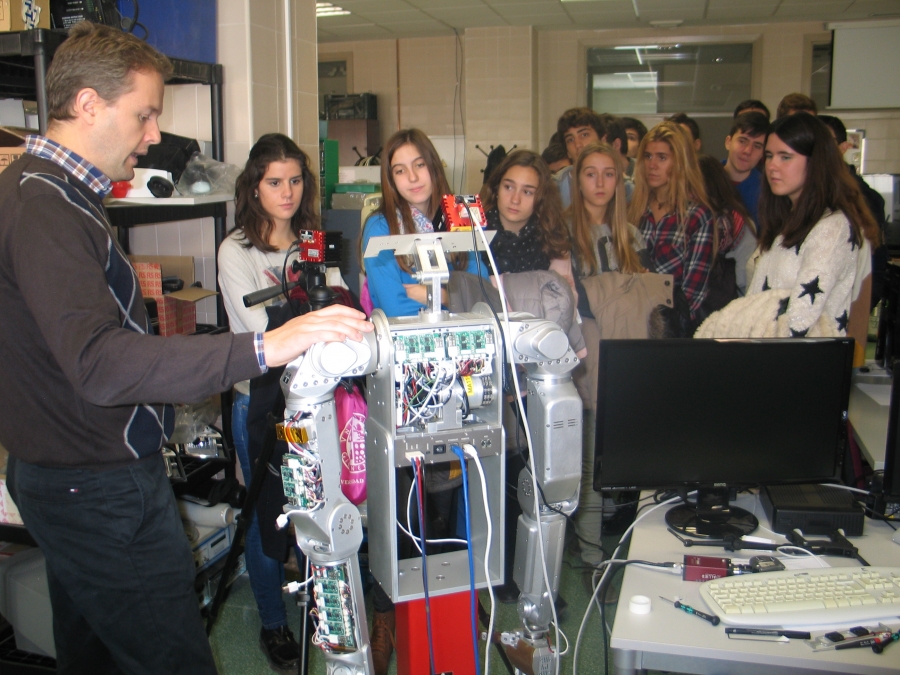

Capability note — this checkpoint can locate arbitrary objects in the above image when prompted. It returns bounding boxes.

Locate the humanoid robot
[277,228,582,675]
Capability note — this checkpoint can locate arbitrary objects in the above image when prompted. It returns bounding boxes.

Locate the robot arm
[277,331,378,675]
[501,316,583,673]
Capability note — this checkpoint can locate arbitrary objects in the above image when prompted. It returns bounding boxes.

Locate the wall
[318,36,464,157]
[323,19,900,193]
[130,0,321,325]
[464,26,538,191]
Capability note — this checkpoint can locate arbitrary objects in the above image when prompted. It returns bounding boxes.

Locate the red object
[683,555,731,582]
[297,229,325,262]
[396,592,477,675]
[111,181,131,198]
[441,194,487,231]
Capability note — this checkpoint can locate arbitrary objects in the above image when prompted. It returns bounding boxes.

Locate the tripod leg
[206,412,280,634]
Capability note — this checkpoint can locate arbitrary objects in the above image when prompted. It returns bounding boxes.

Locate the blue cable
[414,457,437,675]
[451,444,481,675]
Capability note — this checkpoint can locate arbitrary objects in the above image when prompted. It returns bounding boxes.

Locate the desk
[848,363,892,472]
[610,492,899,675]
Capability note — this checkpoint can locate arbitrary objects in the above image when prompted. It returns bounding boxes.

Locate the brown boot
[370,609,395,675]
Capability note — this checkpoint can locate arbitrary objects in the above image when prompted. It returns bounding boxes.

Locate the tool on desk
[810,623,896,651]
[725,628,810,639]
[834,630,894,650]
[872,631,899,654]
[658,596,720,625]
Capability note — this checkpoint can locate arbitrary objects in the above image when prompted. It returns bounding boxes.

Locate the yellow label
[448,459,461,480]
[462,376,475,396]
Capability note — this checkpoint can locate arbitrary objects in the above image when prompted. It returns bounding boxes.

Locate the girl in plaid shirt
[629,121,715,322]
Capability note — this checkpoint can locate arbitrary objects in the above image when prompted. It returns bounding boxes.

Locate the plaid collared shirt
[25,135,112,198]
[639,202,714,319]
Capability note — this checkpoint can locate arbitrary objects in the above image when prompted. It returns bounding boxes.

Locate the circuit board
[311,562,358,652]
[392,326,495,365]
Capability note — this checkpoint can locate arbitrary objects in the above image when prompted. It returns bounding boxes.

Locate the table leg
[612,648,642,675]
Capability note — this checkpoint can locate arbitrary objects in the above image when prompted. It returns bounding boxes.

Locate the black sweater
[0,153,261,469]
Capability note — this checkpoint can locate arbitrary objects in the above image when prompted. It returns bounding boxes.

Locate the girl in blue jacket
[361,128,486,316]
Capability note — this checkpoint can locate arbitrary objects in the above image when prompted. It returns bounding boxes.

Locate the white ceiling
[316,0,900,42]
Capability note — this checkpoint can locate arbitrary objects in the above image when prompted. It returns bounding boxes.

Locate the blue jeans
[7,454,217,675]
[233,390,289,630]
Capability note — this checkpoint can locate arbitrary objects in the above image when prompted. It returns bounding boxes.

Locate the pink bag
[335,382,367,505]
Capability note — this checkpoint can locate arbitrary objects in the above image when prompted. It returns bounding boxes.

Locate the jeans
[7,454,217,675]
[233,390,289,630]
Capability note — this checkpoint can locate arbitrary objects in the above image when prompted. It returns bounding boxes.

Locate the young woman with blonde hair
[628,121,715,321]
[562,142,649,570]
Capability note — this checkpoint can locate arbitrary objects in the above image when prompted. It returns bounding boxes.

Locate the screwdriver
[659,596,720,626]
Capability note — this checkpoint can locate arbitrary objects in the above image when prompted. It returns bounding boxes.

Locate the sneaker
[259,625,300,672]
[370,609,395,675]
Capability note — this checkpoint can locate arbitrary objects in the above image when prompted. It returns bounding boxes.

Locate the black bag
[700,253,738,317]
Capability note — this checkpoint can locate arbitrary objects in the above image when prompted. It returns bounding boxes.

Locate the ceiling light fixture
[316,2,350,17]
[649,19,684,28]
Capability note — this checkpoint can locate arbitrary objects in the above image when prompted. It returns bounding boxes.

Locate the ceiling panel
[317,13,382,26]
[334,0,415,10]
[316,0,897,42]
[321,24,397,38]
[707,6,780,20]
[491,1,569,13]
[348,9,430,21]
[403,0,490,8]
[425,7,504,22]
[505,14,576,26]
[775,1,856,16]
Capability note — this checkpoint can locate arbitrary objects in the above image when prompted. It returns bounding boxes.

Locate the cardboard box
[0,0,51,32]
[130,256,217,336]
[0,125,27,173]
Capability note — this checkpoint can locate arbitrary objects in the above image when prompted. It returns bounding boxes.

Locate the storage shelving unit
[0,30,236,549]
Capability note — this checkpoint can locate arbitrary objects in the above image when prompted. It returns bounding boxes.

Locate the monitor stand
[665,487,758,538]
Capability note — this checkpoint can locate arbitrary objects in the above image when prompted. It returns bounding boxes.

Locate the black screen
[594,339,853,492]
[882,363,900,503]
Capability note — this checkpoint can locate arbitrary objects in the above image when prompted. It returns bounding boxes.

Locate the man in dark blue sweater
[0,22,370,675]
[722,111,769,226]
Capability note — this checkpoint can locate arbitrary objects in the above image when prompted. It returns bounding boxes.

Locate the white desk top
[610,491,900,675]
[848,363,892,471]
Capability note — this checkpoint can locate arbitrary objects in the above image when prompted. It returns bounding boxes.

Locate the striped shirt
[25,134,112,197]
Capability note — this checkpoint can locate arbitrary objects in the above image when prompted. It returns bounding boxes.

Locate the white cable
[550,622,570,656]
[573,493,688,675]
[464,444,494,675]
[283,576,314,593]
[775,545,829,568]
[474,224,561,675]
[399,478,467,551]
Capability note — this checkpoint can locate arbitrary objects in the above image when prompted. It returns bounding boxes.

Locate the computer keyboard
[699,566,900,627]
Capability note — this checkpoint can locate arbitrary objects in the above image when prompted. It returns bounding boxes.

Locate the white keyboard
[699,566,900,627]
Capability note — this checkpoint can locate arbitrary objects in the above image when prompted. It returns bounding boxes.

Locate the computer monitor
[593,338,854,538]
[879,362,900,510]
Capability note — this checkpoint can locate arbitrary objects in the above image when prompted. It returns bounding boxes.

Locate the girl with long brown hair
[748,112,879,336]
[479,148,570,274]
[361,128,486,316]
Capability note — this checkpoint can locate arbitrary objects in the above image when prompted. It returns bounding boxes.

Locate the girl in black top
[479,149,570,274]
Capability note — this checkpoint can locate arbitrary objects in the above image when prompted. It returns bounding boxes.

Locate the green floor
[208,536,624,675]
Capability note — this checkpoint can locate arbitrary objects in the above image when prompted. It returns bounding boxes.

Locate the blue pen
[659,596,721,626]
